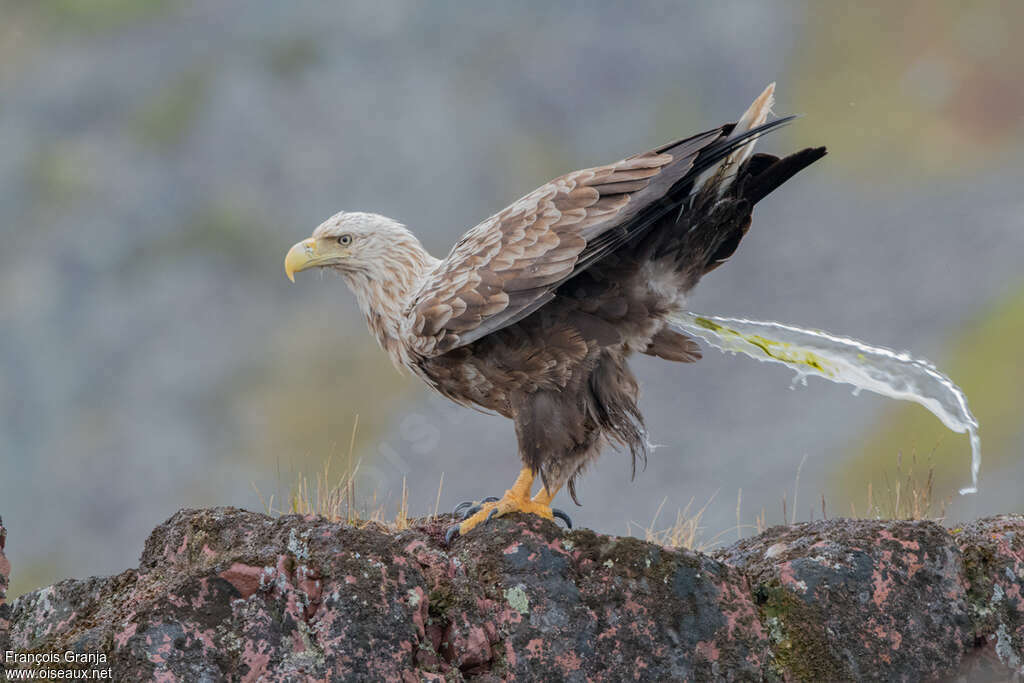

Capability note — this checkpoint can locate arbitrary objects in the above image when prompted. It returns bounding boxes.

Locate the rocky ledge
[0,517,9,660]
[0,509,1021,681]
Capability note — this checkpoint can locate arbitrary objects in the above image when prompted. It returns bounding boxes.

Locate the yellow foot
[464,493,554,530]
[445,469,571,544]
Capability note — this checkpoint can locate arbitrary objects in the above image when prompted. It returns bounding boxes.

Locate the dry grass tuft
[252,416,444,530]
[629,495,713,551]
[629,492,765,552]
[849,451,949,521]
[631,450,949,553]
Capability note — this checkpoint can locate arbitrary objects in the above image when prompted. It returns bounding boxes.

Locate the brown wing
[404,128,727,357]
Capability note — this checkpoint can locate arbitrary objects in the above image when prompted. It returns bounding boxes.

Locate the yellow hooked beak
[284,238,349,282]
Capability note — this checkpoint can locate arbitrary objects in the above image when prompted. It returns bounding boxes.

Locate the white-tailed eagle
[284,84,826,542]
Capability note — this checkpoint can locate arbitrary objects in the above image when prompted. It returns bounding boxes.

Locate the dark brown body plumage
[413,122,826,500]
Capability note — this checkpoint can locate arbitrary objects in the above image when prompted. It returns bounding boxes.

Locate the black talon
[485,508,498,524]
[460,504,482,520]
[552,508,573,529]
[454,497,499,518]
[444,525,460,545]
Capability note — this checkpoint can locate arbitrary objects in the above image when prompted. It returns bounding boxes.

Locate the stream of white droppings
[670,311,980,495]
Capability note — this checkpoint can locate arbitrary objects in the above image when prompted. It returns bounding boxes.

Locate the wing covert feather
[405,130,724,356]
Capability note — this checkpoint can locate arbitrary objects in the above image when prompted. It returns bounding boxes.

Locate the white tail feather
[694,82,776,197]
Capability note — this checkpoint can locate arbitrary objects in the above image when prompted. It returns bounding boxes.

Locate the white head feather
[312,211,439,367]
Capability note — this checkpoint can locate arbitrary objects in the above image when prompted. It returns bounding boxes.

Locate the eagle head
[284,211,420,282]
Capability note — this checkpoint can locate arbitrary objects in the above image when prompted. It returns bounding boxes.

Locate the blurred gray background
[2,0,1022,596]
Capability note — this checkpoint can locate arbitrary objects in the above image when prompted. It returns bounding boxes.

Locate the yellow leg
[456,467,557,536]
[532,483,572,529]
[508,467,535,500]
[531,484,560,506]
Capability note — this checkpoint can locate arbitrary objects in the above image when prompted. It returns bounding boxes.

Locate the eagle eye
[337,234,353,246]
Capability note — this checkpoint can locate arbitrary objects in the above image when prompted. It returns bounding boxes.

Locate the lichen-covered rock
[1,516,11,677]
[4,509,1024,681]
[429,519,769,680]
[0,518,8,604]
[955,515,1024,679]
[7,509,768,681]
[717,518,973,680]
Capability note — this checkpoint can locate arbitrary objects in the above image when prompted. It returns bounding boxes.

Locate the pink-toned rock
[0,516,8,605]
[718,518,975,680]
[4,508,1023,680]
[0,516,10,679]
[955,515,1024,678]
[217,562,266,599]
